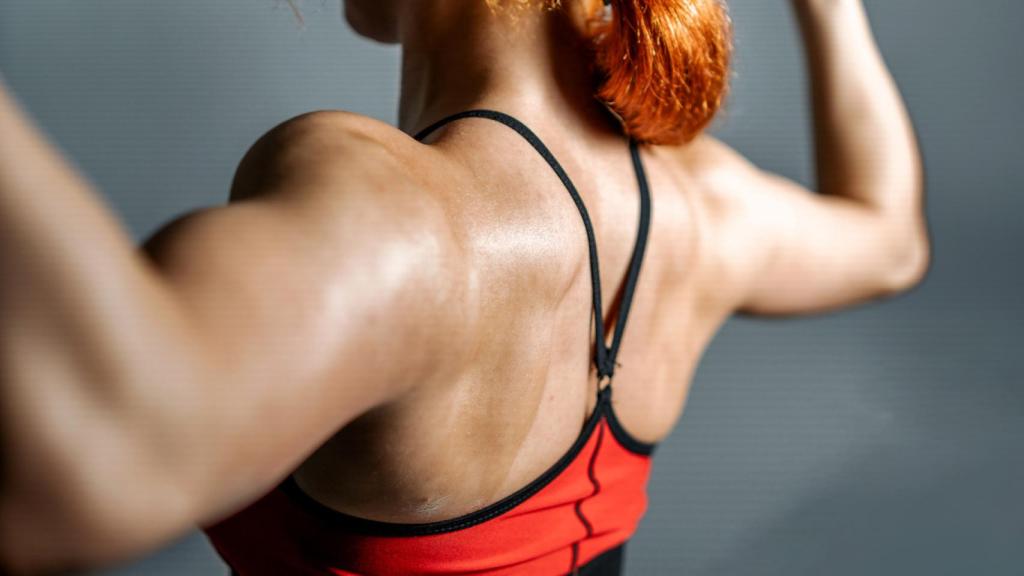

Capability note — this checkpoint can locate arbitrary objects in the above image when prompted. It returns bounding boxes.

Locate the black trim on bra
[570,416,604,573]
[272,109,659,538]
[601,385,657,456]
[277,385,655,537]
[412,109,657,458]
[606,139,652,379]
[279,386,610,537]
[413,109,653,383]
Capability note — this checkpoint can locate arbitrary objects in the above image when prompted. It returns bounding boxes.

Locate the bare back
[0,2,929,571]
[286,109,735,525]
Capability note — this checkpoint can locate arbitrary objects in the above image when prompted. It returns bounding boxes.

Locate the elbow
[881,232,932,295]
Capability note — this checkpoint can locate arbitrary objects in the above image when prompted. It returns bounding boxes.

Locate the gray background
[1,0,1021,574]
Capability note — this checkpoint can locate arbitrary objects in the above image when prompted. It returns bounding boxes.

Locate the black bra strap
[607,138,651,378]
[413,109,651,383]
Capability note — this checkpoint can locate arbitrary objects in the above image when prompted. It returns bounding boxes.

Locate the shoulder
[667,134,801,233]
[223,109,461,265]
[146,109,474,352]
[135,114,480,525]
[229,109,426,203]
[142,109,478,417]
[670,135,763,199]
[654,134,787,310]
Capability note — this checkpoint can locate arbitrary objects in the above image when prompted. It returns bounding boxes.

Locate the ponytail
[585,0,733,145]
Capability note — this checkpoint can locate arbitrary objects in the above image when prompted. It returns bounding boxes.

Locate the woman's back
[194,84,925,573]
[200,102,738,574]
[0,1,929,574]
[277,104,722,525]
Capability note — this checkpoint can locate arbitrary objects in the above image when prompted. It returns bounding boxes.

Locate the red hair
[288,0,731,144]
[584,0,733,145]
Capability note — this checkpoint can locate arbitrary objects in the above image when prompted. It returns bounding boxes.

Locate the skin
[0,0,929,573]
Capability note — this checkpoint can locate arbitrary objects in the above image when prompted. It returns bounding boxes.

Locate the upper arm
[140,113,473,524]
[691,136,929,317]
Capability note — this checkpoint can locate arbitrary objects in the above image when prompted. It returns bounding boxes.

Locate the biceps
[718,172,910,317]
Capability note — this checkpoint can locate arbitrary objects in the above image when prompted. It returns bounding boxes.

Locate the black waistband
[572,541,627,576]
[227,541,627,576]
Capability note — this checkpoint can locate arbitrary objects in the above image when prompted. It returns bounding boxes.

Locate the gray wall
[1,1,1021,574]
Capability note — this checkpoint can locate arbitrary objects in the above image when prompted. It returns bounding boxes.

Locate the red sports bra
[202,109,658,575]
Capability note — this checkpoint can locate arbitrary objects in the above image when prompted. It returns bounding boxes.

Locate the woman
[0,0,929,574]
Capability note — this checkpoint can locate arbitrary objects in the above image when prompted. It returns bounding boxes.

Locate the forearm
[794,0,926,234]
[0,80,202,574]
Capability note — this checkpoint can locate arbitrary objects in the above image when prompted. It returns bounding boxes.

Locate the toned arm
[692,136,929,318]
[144,118,471,524]
[695,0,930,317]
[0,109,471,574]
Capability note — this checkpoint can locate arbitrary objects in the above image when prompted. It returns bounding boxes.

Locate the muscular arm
[0,91,470,575]
[699,0,930,317]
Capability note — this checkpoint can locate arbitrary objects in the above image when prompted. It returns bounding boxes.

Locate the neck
[395,0,620,140]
